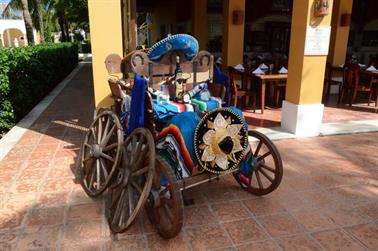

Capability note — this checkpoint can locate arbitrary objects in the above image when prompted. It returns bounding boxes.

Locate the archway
[3,28,26,47]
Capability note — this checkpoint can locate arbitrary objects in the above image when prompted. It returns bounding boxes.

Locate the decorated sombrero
[147,34,199,63]
[194,108,248,174]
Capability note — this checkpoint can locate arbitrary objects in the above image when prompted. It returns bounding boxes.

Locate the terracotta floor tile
[0,231,19,251]
[203,188,237,203]
[62,220,102,245]
[67,203,103,222]
[29,150,56,161]
[242,197,286,216]
[0,209,26,232]
[291,211,338,232]
[185,224,233,251]
[61,241,103,251]
[18,167,47,181]
[16,225,61,250]
[278,234,323,251]
[257,213,305,237]
[32,143,59,153]
[23,160,50,170]
[358,203,378,221]
[105,235,146,251]
[211,201,250,222]
[312,229,366,251]
[345,223,378,250]
[9,180,41,194]
[237,240,281,251]
[223,218,268,245]
[105,218,143,239]
[69,186,98,205]
[0,161,24,173]
[27,207,65,226]
[37,192,69,208]
[323,207,371,227]
[3,192,36,211]
[184,205,217,226]
[147,233,190,251]
[42,178,73,193]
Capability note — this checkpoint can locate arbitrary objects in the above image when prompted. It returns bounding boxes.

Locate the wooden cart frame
[79,50,283,239]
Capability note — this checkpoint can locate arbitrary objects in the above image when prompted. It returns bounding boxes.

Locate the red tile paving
[0,63,377,250]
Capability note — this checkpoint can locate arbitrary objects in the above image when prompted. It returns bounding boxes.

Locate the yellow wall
[222,0,245,67]
[286,0,334,105]
[88,0,123,109]
[192,0,207,50]
[327,0,353,66]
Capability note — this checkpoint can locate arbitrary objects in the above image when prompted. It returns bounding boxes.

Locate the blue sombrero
[147,34,199,63]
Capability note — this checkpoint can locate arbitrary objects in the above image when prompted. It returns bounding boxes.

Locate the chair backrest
[105,54,123,75]
[125,50,214,87]
[343,63,360,88]
[228,66,244,93]
[108,78,124,100]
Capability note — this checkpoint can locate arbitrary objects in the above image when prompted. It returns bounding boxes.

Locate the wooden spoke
[100,158,109,179]
[233,130,283,196]
[96,159,101,190]
[259,167,274,183]
[103,143,118,152]
[131,181,142,195]
[132,165,150,177]
[253,140,263,157]
[80,110,123,197]
[163,202,174,223]
[101,124,116,147]
[127,186,134,216]
[101,153,114,162]
[90,128,97,143]
[260,163,275,173]
[106,128,155,234]
[159,186,169,196]
[255,170,263,189]
[97,117,103,144]
[257,151,272,161]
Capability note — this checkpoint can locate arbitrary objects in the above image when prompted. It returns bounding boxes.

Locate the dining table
[252,74,288,114]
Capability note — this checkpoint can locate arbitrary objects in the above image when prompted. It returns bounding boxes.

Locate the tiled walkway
[0,63,377,251]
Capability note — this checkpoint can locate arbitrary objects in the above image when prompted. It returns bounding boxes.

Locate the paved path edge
[0,62,87,161]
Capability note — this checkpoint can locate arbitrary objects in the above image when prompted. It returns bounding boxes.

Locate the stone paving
[0,63,377,251]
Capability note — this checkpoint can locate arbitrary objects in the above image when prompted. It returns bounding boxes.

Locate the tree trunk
[20,0,35,45]
[58,16,66,41]
[64,17,70,42]
[36,0,44,43]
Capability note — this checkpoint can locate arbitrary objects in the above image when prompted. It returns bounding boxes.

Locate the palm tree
[20,0,35,44]
[35,0,44,42]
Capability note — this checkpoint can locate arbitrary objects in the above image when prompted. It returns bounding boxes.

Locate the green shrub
[78,41,91,53]
[0,43,78,134]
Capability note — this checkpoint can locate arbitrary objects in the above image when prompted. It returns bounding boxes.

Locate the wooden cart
[79,50,283,239]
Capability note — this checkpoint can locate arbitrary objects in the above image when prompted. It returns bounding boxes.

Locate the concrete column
[192,0,207,50]
[0,33,4,47]
[281,0,334,137]
[222,0,245,67]
[327,0,353,66]
[88,0,123,109]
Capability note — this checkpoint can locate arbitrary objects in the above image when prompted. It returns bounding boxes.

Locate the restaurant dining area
[88,0,378,137]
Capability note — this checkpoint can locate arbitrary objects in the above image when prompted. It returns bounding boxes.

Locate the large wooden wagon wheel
[80,110,123,197]
[234,130,283,196]
[106,128,155,233]
[146,155,184,239]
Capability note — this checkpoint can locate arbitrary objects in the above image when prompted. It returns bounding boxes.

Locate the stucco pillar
[222,0,245,67]
[327,0,353,66]
[88,0,123,109]
[192,0,207,50]
[281,0,334,137]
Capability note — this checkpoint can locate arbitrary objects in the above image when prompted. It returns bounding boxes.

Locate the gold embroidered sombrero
[194,108,248,174]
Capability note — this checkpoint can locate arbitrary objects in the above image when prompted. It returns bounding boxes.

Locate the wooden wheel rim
[146,155,183,239]
[106,128,155,233]
[234,130,283,196]
[80,110,123,197]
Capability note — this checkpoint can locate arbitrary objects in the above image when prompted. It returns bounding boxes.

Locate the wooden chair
[272,80,286,107]
[323,62,343,103]
[339,64,373,107]
[228,67,256,111]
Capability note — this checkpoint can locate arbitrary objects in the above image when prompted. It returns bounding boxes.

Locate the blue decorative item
[127,73,146,135]
[148,34,199,62]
